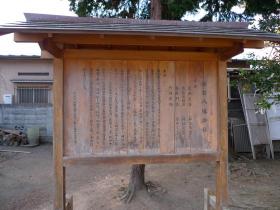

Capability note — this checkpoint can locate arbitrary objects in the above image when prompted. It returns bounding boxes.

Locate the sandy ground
[0,144,280,210]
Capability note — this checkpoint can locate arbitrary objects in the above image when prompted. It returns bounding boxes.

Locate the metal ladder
[238,86,274,159]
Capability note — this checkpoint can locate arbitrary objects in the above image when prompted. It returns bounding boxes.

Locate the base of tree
[120,164,166,203]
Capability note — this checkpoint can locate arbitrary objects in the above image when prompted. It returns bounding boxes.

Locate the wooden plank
[63,152,217,166]
[216,61,228,209]
[203,61,218,151]
[143,61,160,153]
[53,34,236,48]
[127,61,145,154]
[64,59,91,156]
[53,58,65,210]
[111,60,128,154]
[64,49,218,61]
[119,61,128,154]
[102,60,112,154]
[175,61,190,153]
[87,61,97,154]
[188,61,204,152]
[159,61,175,154]
[90,61,103,154]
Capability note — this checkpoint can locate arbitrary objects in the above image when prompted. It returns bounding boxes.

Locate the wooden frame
[216,61,228,208]
[63,153,217,166]
[53,58,65,210]
[50,49,229,210]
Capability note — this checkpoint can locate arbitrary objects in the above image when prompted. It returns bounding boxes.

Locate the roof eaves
[1,26,279,42]
[24,13,249,29]
[0,55,52,60]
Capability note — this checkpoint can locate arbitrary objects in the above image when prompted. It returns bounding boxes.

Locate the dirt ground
[0,144,280,210]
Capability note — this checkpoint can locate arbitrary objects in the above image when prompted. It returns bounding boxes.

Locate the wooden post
[216,61,228,209]
[53,58,65,210]
[204,188,209,210]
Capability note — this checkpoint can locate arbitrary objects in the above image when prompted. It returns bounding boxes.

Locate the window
[18,72,49,76]
[16,85,51,104]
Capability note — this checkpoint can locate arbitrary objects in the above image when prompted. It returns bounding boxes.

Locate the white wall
[0,58,53,104]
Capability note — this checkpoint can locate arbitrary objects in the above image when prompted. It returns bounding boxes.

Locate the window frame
[15,83,52,105]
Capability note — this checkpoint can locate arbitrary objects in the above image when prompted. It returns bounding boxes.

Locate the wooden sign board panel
[63,59,218,157]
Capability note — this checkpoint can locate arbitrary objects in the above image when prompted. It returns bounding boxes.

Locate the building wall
[0,58,53,104]
[0,104,53,142]
[0,57,53,142]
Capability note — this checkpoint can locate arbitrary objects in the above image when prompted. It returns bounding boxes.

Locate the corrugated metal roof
[0,13,279,42]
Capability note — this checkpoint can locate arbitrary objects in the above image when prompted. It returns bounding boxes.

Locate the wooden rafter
[219,43,244,61]
[39,38,63,58]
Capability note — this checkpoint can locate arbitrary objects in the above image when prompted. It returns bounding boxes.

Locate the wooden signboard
[53,50,228,210]
[63,56,218,158]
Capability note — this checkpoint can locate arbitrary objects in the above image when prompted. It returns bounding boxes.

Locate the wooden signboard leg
[216,61,228,210]
[53,58,66,210]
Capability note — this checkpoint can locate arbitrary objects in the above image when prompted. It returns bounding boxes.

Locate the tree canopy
[238,15,280,110]
[68,0,279,22]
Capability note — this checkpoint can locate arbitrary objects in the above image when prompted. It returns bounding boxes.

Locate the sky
[0,0,275,59]
[0,0,76,56]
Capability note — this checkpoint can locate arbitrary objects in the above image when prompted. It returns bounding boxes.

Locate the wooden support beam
[39,38,63,58]
[63,153,218,167]
[53,58,65,210]
[14,33,236,48]
[64,49,218,61]
[216,61,228,210]
[243,40,264,49]
[219,43,244,61]
[14,32,47,42]
[53,34,236,48]
[14,32,265,50]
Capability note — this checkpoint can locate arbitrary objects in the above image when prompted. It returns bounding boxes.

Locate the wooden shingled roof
[0,13,279,42]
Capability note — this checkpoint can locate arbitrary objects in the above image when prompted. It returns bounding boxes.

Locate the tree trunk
[121,164,145,202]
[129,164,145,190]
[151,0,162,20]
[123,0,162,203]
